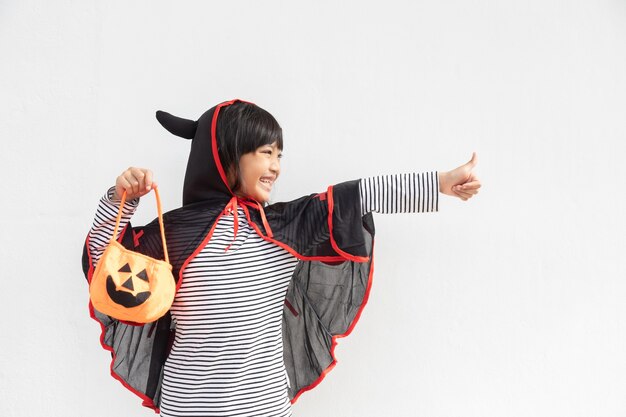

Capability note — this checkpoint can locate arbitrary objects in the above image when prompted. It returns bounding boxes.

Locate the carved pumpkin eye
[106,263,152,307]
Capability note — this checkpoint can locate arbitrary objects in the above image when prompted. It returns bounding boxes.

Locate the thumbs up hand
[439,152,481,201]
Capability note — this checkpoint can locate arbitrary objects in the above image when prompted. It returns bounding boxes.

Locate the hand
[439,152,481,201]
[113,167,157,201]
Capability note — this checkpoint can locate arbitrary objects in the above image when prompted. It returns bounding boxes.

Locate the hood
[156,98,255,206]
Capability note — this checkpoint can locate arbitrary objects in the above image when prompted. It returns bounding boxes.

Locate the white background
[1,1,625,416]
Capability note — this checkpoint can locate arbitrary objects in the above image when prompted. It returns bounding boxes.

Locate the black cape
[82,98,375,413]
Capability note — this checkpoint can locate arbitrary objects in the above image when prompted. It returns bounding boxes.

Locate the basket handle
[110,187,170,264]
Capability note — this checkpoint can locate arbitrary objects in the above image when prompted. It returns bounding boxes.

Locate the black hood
[156,98,254,206]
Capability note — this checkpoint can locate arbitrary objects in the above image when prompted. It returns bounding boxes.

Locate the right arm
[87,186,140,268]
[85,167,154,270]
[358,171,440,216]
[358,152,483,211]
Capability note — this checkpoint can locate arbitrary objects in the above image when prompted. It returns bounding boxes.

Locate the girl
[83,98,480,417]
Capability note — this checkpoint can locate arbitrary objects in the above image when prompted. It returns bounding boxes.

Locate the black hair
[216,102,283,192]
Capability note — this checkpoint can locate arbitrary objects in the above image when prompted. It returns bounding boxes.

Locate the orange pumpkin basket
[89,187,174,324]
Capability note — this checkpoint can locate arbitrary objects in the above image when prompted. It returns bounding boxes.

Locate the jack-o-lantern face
[106,262,152,307]
[91,239,174,323]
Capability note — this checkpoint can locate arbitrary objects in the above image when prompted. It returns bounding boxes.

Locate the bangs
[238,105,284,153]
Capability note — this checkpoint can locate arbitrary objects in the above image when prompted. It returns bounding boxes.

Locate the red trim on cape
[117,223,128,244]
[133,229,144,247]
[176,211,223,293]
[288,184,373,403]
[290,238,376,405]
[326,185,369,263]
[284,299,299,317]
[84,233,161,414]
[239,203,346,262]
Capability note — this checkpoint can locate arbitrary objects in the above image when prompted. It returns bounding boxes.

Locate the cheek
[239,167,258,190]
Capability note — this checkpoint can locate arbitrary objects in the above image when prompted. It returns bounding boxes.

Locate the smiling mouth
[259,178,274,191]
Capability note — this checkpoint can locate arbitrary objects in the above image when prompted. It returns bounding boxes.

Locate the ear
[156,110,198,139]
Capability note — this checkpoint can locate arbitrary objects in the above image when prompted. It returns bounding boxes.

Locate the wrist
[109,187,122,201]
[438,171,446,193]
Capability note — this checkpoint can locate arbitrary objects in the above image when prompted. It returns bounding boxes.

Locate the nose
[270,157,280,176]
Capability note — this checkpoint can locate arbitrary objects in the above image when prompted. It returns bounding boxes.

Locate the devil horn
[156,110,197,139]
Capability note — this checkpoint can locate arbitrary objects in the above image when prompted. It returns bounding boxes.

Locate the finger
[454,191,469,201]
[125,174,139,195]
[453,187,473,199]
[118,177,133,197]
[130,167,146,187]
[128,167,146,194]
[457,189,478,197]
[460,181,481,190]
[144,170,154,191]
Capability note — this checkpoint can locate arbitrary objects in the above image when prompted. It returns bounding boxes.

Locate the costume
[82,98,438,415]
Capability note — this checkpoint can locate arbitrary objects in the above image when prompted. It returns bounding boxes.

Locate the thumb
[466,151,478,168]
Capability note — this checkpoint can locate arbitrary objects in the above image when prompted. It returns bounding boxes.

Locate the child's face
[231,142,282,203]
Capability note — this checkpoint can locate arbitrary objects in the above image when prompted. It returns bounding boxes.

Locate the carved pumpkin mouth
[105,263,152,307]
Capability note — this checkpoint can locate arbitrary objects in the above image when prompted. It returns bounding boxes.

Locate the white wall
[1,1,625,416]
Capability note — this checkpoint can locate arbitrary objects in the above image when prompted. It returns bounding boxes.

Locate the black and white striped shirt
[87,172,438,417]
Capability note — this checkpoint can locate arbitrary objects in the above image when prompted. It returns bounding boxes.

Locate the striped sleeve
[358,171,439,215]
[87,186,140,267]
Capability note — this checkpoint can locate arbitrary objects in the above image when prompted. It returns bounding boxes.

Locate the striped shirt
[87,172,439,417]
